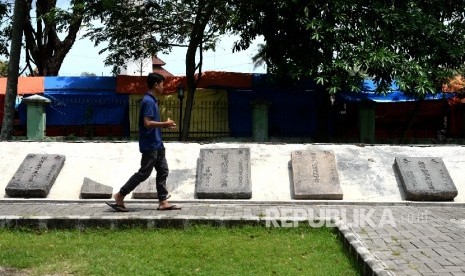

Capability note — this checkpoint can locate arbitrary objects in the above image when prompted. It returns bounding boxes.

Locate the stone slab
[291,150,343,200]
[5,154,65,198]
[132,177,157,199]
[80,177,113,199]
[195,148,251,199]
[394,157,458,201]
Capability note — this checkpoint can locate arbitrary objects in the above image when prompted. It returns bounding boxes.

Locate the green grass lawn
[0,226,360,276]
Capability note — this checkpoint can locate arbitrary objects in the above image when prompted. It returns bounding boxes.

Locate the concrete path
[2,200,465,276]
[2,142,465,275]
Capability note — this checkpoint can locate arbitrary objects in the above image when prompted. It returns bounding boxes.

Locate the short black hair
[147,73,165,89]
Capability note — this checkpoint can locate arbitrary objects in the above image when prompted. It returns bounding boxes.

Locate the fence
[333,99,451,143]
[129,92,230,140]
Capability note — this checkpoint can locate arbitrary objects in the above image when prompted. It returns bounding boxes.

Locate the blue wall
[19,77,128,130]
[227,88,321,137]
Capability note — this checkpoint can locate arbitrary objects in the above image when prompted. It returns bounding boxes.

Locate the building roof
[153,67,174,77]
[151,55,173,77]
[0,77,44,95]
[116,71,253,94]
[152,56,166,66]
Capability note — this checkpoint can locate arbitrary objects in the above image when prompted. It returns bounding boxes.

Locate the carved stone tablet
[132,177,157,199]
[5,154,65,198]
[80,177,113,199]
[196,148,251,199]
[394,157,458,201]
[291,150,343,200]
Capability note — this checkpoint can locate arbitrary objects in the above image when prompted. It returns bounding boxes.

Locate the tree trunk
[181,39,199,141]
[23,0,84,76]
[0,0,26,141]
[180,3,214,141]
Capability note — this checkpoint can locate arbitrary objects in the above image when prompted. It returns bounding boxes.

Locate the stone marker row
[81,177,161,199]
[81,176,159,199]
[5,154,65,198]
[4,150,460,201]
[394,157,457,201]
[196,149,458,201]
[80,177,112,199]
[195,148,252,199]
[291,150,343,200]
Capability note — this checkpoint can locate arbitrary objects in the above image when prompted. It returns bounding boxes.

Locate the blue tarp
[227,89,254,137]
[44,77,117,93]
[19,93,129,126]
[32,76,126,126]
[227,88,319,137]
[338,80,455,102]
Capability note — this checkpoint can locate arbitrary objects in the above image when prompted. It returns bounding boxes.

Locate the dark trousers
[119,149,169,201]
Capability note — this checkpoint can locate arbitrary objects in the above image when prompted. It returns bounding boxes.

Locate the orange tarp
[0,77,44,95]
[196,71,252,89]
[443,75,465,93]
[116,75,148,95]
[116,74,185,95]
[116,71,252,94]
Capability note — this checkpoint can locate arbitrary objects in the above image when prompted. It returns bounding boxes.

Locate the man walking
[107,72,180,212]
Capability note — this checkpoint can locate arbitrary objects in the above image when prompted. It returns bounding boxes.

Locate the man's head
[147,73,165,92]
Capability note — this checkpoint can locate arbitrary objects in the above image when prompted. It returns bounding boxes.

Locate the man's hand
[166,118,177,129]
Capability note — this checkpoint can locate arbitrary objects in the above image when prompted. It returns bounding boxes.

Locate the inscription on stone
[132,177,157,199]
[5,154,65,198]
[291,150,343,200]
[196,148,251,199]
[80,177,113,199]
[394,157,458,201]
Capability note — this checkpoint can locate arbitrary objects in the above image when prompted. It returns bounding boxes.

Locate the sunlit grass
[0,226,360,276]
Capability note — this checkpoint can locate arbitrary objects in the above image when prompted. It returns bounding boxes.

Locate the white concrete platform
[1,141,464,202]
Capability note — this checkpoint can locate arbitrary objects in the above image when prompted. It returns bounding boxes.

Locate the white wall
[119,58,152,76]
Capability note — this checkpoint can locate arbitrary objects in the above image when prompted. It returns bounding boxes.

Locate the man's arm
[143,116,176,129]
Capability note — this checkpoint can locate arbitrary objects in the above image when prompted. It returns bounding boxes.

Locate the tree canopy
[3,0,461,95]
[0,0,88,76]
[0,1,11,57]
[231,0,465,95]
[85,0,231,75]
[3,0,465,141]
[0,60,7,77]
[85,0,233,140]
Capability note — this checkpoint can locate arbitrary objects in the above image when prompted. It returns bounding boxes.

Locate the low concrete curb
[337,221,395,276]
[0,200,407,276]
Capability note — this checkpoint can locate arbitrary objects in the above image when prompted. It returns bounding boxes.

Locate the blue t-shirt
[139,93,164,152]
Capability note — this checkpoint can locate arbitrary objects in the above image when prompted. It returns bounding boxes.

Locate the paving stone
[290,150,343,200]
[420,249,442,258]
[446,257,463,266]
[80,177,113,199]
[195,148,251,199]
[5,154,66,198]
[394,157,458,201]
[442,266,464,272]
[132,177,157,199]
[2,202,465,276]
